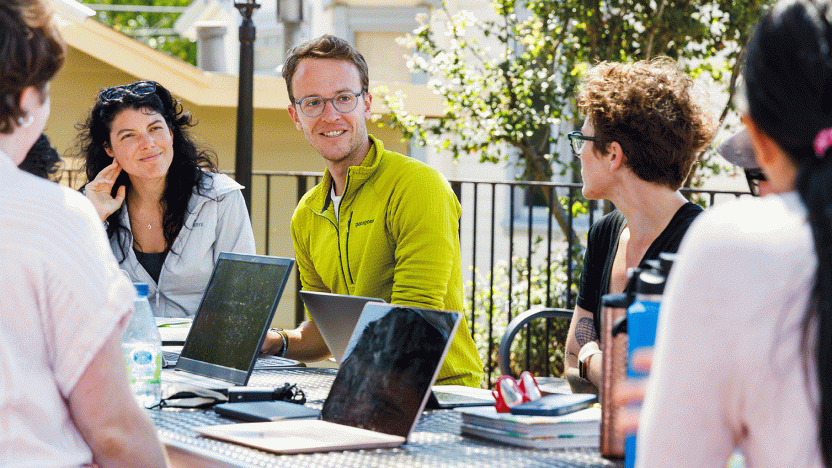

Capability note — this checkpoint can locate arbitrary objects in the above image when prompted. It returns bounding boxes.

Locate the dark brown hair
[281,34,369,102]
[0,0,65,134]
[20,132,61,180]
[577,59,715,190]
[78,81,217,258]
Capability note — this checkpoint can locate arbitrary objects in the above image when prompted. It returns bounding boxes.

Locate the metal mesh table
[151,368,624,468]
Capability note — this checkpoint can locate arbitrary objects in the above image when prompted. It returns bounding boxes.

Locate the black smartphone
[214,401,320,422]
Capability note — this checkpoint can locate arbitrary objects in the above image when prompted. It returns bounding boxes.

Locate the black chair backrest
[497,307,573,379]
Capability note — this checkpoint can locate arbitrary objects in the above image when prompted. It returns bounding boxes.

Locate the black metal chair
[497,307,573,392]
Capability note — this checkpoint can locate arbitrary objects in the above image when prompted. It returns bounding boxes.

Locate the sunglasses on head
[744,168,767,196]
[99,81,157,102]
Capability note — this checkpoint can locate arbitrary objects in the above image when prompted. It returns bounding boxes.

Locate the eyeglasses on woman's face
[293,91,365,118]
[99,81,157,102]
[568,131,601,157]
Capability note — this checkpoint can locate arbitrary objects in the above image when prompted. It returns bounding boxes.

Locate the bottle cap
[635,269,666,296]
[658,252,678,274]
[643,259,661,271]
[134,283,149,297]
[601,292,632,309]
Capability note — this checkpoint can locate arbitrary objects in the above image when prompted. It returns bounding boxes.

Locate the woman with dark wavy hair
[638,1,832,466]
[79,80,255,317]
[19,132,61,180]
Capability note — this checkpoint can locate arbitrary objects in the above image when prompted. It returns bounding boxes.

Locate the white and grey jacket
[111,171,256,317]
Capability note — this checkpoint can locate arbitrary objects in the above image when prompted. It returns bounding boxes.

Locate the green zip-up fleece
[291,135,484,387]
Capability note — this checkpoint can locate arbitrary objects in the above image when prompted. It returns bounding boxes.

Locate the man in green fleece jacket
[261,34,483,387]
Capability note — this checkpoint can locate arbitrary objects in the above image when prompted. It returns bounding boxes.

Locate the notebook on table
[162,252,295,391]
[298,290,384,363]
[194,303,461,454]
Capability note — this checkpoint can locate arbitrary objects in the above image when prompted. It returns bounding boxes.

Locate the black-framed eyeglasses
[744,168,767,196]
[568,131,600,157]
[99,81,157,102]
[293,91,364,118]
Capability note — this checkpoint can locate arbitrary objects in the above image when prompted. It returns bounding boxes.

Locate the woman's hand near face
[85,160,126,223]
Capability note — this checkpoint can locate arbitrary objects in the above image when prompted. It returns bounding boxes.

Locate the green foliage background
[87,0,197,64]
[467,238,583,387]
[382,0,774,246]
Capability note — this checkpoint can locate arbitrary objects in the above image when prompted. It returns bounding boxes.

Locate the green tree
[382,0,773,243]
[86,0,196,64]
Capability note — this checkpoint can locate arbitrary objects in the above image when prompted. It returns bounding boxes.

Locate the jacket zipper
[345,211,354,284]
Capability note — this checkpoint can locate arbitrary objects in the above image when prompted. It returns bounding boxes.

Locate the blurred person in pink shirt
[638,1,832,466]
[0,1,169,466]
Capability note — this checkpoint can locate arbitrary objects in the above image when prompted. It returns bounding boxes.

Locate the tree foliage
[382,0,773,241]
[87,0,196,64]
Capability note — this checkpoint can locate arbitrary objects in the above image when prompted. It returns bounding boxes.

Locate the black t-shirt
[576,202,703,336]
[134,248,166,284]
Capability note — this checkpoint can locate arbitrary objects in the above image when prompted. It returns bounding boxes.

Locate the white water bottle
[122,283,162,408]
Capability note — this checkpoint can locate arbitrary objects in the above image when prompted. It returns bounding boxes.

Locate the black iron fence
[60,168,749,385]
[247,171,749,385]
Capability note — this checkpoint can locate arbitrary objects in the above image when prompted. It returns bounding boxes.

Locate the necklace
[147,223,152,230]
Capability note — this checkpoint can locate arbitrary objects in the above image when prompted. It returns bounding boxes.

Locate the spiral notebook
[195,303,461,454]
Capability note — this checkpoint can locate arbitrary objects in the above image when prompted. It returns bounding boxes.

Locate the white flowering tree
[382,0,773,244]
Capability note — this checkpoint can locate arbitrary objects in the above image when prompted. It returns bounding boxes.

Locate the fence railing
[60,168,750,385]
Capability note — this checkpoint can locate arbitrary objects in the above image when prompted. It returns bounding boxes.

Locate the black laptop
[162,252,294,390]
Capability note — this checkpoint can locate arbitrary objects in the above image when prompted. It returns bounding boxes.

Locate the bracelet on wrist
[271,328,289,357]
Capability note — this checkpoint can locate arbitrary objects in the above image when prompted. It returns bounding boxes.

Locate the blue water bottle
[122,283,162,408]
[624,264,668,468]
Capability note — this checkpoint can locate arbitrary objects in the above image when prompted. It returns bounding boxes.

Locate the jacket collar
[187,171,242,213]
[315,135,384,213]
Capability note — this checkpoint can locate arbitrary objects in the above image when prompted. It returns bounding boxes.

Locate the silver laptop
[300,291,493,407]
[299,290,384,363]
[163,252,294,391]
[195,303,461,454]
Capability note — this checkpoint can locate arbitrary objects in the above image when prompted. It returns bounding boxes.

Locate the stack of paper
[455,405,601,449]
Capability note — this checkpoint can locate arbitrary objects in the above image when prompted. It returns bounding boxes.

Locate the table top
[152,368,624,468]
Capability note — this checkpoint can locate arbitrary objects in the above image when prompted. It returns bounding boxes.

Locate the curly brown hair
[576,58,715,190]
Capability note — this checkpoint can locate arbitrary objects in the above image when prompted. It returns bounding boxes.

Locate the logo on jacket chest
[354,219,374,228]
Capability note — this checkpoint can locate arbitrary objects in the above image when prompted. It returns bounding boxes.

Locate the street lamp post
[234,0,260,216]
[277,0,303,57]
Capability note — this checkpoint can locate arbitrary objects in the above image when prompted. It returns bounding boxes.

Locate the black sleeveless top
[576,202,703,336]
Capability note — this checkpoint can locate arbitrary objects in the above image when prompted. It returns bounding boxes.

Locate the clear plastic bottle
[122,283,162,408]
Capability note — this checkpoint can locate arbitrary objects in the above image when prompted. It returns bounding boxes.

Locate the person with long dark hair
[637,1,832,466]
[79,80,255,317]
[19,133,61,180]
[0,0,169,465]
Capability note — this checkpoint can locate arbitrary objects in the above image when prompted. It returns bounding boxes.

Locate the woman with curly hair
[563,59,716,393]
[79,80,255,317]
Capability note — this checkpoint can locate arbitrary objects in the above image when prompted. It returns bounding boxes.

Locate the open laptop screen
[176,253,293,384]
[321,304,460,438]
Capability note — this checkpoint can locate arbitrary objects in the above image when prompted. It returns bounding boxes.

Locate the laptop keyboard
[163,352,300,370]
